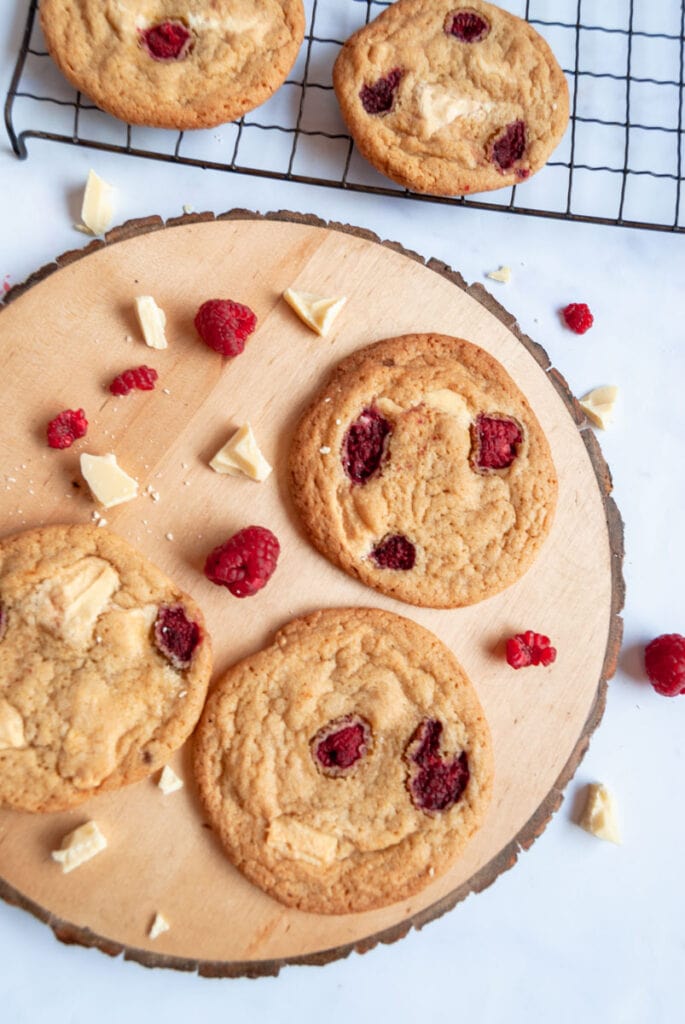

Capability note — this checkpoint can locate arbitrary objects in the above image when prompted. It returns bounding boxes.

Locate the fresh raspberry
[472,414,522,471]
[506,630,557,669]
[311,715,371,777]
[109,365,158,396]
[445,10,491,42]
[644,633,685,697]
[204,525,280,598]
[154,604,202,670]
[140,21,192,61]
[405,719,470,813]
[46,408,88,449]
[491,120,527,172]
[562,302,594,334]
[342,407,391,484]
[0,605,6,642]
[359,68,404,115]
[371,534,416,570]
[194,299,257,357]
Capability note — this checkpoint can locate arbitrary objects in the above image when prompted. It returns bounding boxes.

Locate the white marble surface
[1,2,685,1021]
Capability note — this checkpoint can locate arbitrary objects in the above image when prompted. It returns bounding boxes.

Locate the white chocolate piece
[283,288,347,336]
[51,821,107,873]
[579,386,618,430]
[158,765,184,795]
[486,266,512,283]
[79,170,115,236]
[0,699,26,750]
[209,423,272,482]
[31,557,120,647]
[148,912,170,940]
[578,783,621,844]
[80,453,139,508]
[135,295,168,350]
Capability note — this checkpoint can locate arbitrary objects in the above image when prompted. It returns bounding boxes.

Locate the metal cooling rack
[5,0,685,232]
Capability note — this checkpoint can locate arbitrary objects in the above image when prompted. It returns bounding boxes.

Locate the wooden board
[0,211,624,976]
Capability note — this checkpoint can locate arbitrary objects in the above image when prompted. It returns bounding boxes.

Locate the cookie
[333,0,569,195]
[0,524,212,812]
[39,0,306,130]
[289,333,557,608]
[193,607,493,914]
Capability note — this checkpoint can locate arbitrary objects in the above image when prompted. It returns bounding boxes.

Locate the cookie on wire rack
[39,0,306,130]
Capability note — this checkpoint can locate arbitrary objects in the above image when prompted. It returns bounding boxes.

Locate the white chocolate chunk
[283,288,346,336]
[79,170,115,236]
[209,423,272,482]
[421,389,470,422]
[415,83,494,139]
[158,765,183,795]
[80,453,139,508]
[0,699,26,750]
[266,816,339,866]
[579,386,618,430]
[578,783,621,844]
[135,295,168,350]
[148,912,170,940]
[486,266,512,283]
[51,821,107,873]
[31,557,120,647]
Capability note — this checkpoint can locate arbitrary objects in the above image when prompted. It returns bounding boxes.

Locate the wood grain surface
[0,211,624,975]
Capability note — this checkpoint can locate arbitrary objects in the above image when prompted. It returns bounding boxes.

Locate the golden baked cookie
[193,607,493,914]
[333,0,569,195]
[39,0,306,130]
[289,333,557,608]
[0,524,212,812]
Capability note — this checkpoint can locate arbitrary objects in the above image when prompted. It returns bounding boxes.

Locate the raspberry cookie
[289,334,557,608]
[193,607,493,914]
[39,0,305,129]
[0,524,212,812]
[333,0,569,195]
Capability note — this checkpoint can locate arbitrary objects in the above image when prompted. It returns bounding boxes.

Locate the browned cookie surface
[40,0,305,129]
[0,524,212,812]
[333,0,569,195]
[193,607,493,914]
[289,333,557,608]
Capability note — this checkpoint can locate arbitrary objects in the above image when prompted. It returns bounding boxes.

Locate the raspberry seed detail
[644,633,685,697]
[109,365,158,396]
[204,525,280,598]
[46,408,88,450]
[506,631,557,669]
[194,299,258,357]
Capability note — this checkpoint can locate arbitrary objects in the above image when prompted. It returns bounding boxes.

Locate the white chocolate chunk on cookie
[267,816,340,866]
[51,821,107,873]
[80,453,139,508]
[29,556,120,647]
[209,423,272,482]
[578,783,621,844]
[135,295,168,350]
[283,288,347,336]
[579,386,618,430]
[0,699,26,750]
[79,170,115,235]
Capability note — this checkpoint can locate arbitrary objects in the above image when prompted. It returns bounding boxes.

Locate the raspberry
[46,408,88,449]
[491,120,527,172]
[154,604,202,670]
[405,719,470,813]
[204,525,280,598]
[194,299,257,357]
[506,630,557,669]
[109,365,158,396]
[445,10,491,42]
[644,633,685,697]
[562,303,594,334]
[472,414,522,471]
[359,68,404,115]
[371,534,416,570]
[311,715,371,777]
[0,604,6,642]
[140,21,192,61]
[342,407,391,484]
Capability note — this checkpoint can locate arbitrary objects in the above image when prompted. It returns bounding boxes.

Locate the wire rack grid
[5,0,685,233]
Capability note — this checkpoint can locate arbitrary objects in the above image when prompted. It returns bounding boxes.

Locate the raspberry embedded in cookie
[311,715,371,777]
[140,21,193,62]
[359,68,404,115]
[445,9,491,43]
[405,719,470,813]
[342,407,391,484]
[471,413,523,471]
[154,603,202,670]
[491,120,527,173]
[370,534,416,571]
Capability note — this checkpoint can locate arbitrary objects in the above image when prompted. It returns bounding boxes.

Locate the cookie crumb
[165,532,174,542]
[319,445,331,455]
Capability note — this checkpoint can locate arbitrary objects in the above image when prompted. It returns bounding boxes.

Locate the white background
[1,1,685,1021]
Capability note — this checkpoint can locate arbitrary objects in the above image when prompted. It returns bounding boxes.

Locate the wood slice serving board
[0,211,623,976]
